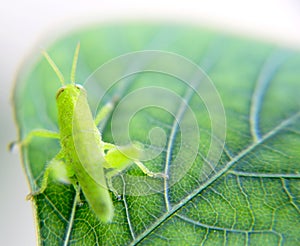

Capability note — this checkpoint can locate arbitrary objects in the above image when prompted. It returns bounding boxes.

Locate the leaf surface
[13,24,300,245]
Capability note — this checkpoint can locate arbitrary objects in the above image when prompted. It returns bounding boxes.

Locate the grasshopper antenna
[70,42,80,84]
[42,50,65,86]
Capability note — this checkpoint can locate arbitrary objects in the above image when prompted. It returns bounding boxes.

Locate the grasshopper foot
[26,192,36,201]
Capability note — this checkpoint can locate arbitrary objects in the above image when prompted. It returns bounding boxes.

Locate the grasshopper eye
[56,86,66,99]
[75,84,84,90]
[75,84,87,95]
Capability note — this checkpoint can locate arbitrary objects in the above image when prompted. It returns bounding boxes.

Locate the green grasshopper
[20,43,166,223]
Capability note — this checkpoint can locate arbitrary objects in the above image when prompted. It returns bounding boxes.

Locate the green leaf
[13,24,300,245]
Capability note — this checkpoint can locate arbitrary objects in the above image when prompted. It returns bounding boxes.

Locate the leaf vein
[249,50,290,142]
[121,175,136,240]
[176,214,282,236]
[281,178,300,214]
[228,171,300,178]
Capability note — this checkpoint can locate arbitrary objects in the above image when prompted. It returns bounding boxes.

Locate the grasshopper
[20,43,165,223]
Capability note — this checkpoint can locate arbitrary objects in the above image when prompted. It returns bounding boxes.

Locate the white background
[1,0,300,245]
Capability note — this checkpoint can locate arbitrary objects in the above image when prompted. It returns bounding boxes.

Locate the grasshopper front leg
[9,129,60,151]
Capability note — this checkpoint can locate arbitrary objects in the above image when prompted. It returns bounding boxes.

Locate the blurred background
[1,0,299,244]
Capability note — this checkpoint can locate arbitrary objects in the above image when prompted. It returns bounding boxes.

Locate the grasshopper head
[43,43,90,128]
[56,83,86,100]
[55,83,87,119]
